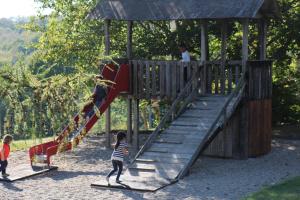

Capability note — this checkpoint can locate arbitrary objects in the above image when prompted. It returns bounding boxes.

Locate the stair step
[136,158,157,163]
[154,139,183,144]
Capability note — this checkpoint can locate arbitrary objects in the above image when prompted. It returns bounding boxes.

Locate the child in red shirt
[0,134,13,177]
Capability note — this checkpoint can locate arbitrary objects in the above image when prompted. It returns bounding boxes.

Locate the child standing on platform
[0,134,13,177]
[106,132,128,184]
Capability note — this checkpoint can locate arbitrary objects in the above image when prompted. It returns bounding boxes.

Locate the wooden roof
[88,0,279,21]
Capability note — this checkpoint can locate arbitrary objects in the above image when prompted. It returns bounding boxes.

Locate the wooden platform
[0,164,58,182]
[91,175,174,192]
[92,95,241,192]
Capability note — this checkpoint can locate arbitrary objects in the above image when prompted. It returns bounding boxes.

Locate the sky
[0,0,40,18]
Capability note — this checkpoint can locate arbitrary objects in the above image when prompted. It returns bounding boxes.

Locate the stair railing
[133,63,204,161]
[177,72,247,179]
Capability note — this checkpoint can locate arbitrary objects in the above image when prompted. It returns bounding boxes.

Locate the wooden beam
[127,22,133,94]
[127,98,132,144]
[258,19,267,60]
[105,106,111,148]
[104,19,111,148]
[220,20,228,94]
[127,21,133,59]
[242,19,249,73]
[201,20,208,94]
[132,99,140,151]
[200,20,208,61]
[104,19,111,56]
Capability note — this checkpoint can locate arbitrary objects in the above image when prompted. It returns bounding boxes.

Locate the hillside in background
[0,17,39,66]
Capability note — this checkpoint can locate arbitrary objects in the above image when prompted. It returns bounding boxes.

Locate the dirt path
[1,135,300,200]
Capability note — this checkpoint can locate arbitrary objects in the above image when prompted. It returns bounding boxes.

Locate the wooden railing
[133,65,202,162]
[177,71,247,179]
[130,60,242,99]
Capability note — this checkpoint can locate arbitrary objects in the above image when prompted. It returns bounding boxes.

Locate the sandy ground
[0,135,300,200]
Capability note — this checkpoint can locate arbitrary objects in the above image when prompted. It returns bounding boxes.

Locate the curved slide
[29,63,129,166]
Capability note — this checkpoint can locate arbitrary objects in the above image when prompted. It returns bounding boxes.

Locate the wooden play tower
[88,0,279,191]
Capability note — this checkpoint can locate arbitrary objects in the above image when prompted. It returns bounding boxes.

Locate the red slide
[29,63,129,166]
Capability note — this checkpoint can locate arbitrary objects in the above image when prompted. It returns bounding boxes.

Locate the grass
[9,136,54,152]
[244,176,300,200]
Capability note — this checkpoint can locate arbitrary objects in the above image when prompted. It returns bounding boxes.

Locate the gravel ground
[0,135,299,200]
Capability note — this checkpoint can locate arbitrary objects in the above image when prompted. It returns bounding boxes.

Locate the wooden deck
[92,94,241,191]
[0,164,58,182]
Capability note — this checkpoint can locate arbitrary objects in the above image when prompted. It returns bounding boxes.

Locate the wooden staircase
[92,94,243,191]
[92,67,246,191]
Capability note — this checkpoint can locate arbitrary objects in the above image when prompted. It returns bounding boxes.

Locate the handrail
[177,72,246,179]
[132,63,204,161]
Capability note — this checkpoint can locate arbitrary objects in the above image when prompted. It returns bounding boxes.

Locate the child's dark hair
[179,43,187,49]
[2,134,13,144]
[115,132,126,150]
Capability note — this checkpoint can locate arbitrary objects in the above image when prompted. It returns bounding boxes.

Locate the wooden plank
[105,106,111,148]
[104,19,111,56]
[220,20,227,95]
[228,66,233,93]
[148,146,198,154]
[180,62,185,93]
[0,165,58,182]
[165,61,171,98]
[207,64,212,94]
[127,98,132,144]
[129,163,185,171]
[132,60,138,97]
[125,168,179,180]
[91,178,166,192]
[151,61,157,97]
[133,99,139,151]
[214,65,219,94]
[242,19,249,72]
[171,61,177,99]
[201,63,207,94]
[138,155,189,164]
[143,152,192,159]
[145,61,151,99]
[159,61,165,98]
[235,65,240,86]
[258,19,267,60]
[200,20,208,61]
[138,60,144,98]
[104,19,111,148]
[126,21,133,59]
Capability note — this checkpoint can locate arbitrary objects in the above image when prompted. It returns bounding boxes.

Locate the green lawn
[10,137,54,152]
[244,176,300,200]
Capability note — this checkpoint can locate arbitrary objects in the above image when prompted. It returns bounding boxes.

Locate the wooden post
[200,20,208,94]
[132,99,139,151]
[258,19,267,60]
[127,98,132,144]
[220,20,228,94]
[104,19,111,148]
[242,19,249,73]
[104,19,111,56]
[126,21,133,144]
[127,21,133,60]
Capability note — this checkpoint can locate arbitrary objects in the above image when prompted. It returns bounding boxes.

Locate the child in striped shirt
[106,132,128,184]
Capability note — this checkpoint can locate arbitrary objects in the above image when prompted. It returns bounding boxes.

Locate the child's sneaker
[116,179,121,183]
[2,173,10,178]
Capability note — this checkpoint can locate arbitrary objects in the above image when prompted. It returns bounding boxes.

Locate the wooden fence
[130,60,243,99]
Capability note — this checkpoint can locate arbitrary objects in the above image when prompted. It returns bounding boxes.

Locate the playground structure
[0,0,278,189]
[88,0,278,191]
